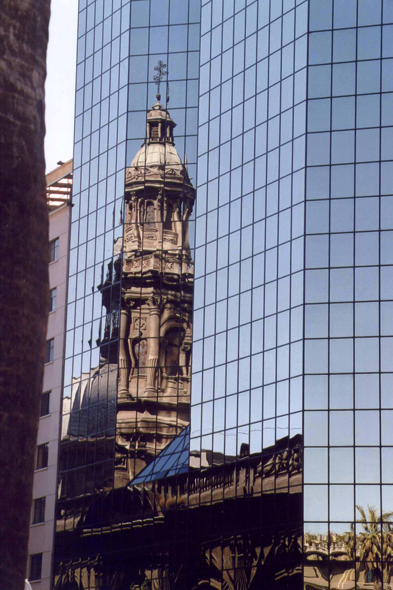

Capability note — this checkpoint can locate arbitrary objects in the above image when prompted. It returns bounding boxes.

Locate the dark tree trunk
[0,1,51,589]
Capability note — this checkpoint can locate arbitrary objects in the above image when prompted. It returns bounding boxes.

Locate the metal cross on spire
[153,60,169,102]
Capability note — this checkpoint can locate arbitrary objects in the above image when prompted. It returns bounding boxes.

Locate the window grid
[57,1,200,582]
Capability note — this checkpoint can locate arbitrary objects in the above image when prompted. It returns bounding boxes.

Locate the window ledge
[30,522,45,528]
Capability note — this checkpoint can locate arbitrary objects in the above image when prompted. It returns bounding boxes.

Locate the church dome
[126,97,191,185]
[130,141,183,171]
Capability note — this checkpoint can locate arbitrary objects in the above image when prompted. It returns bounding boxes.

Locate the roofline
[46,159,73,210]
[46,159,73,186]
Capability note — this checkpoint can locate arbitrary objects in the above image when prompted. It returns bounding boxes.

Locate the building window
[164,328,184,376]
[49,238,59,262]
[36,443,49,470]
[142,201,155,227]
[32,497,45,524]
[146,203,155,226]
[49,237,59,263]
[45,338,54,363]
[29,553,43,581]
[151,124,159,139]
[40,391,50,417]
[164,203,173,230]
[49,287,57,312]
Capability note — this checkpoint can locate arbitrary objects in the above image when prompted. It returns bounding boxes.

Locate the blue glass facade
[303,0,393,586]
[54,0,393,588]
[192,0,306,469]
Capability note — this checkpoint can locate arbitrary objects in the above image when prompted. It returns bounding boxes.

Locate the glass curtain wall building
[302,1,393,587]
[54,0,393,589]
[55,0,200,588]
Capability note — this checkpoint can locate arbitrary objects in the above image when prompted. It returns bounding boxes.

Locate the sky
[45,0,78,172]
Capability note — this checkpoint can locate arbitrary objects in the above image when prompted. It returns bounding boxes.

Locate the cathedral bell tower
[115,92,195,485]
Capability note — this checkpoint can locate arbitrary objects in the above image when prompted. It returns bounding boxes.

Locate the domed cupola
[126,95,194,192]
[146,94,176,145]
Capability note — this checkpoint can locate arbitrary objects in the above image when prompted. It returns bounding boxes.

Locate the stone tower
[115,96,195,485]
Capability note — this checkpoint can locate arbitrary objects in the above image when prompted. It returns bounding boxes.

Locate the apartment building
[27,161,72,588]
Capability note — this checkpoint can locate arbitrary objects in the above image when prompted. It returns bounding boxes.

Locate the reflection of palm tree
[346,505,393,589]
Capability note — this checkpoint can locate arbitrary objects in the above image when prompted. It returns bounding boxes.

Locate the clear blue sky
[45,0,78,172]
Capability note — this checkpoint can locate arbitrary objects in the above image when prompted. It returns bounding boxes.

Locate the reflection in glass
[115,97,195,484]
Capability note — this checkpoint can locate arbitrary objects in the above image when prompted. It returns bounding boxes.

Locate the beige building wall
[27,161,71,589]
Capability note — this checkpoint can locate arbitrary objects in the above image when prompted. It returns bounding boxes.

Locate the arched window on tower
[164,203,173,231]
[144,202,155,227]
[150,124,159,139]
[164,328,185,376]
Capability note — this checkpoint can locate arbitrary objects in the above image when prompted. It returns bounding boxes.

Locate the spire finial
[153,60,168,103]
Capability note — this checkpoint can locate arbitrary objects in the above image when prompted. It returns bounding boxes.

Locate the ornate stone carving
[163,231,177,244]
[165,258,178,271]
[255,445,302,479]
[134,317,146,332]
[147,293,163,309]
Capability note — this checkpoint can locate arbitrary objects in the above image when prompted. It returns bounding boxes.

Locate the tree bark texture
[0,2,51,589]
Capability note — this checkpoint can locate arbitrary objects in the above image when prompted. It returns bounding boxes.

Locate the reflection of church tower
[115,94,195,485]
